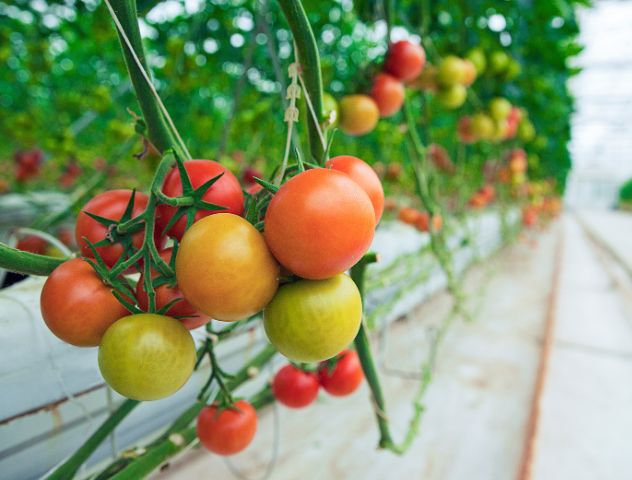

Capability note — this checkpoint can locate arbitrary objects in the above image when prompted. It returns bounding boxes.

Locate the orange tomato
[370,73,405,117]
[339,95,379,136]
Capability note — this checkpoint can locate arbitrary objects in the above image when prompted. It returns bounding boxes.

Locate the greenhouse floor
[153,212,632,480]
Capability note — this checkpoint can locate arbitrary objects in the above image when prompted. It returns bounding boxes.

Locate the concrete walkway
[153,212,632,480]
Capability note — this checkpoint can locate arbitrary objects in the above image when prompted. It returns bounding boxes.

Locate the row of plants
[0,0,578,478]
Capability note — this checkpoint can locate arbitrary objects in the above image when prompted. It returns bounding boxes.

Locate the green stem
[277,0,325,164]
[45,400,140,480]
[108,0,181,156]
[0,243,65,276]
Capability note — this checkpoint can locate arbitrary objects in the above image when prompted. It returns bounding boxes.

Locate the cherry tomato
[272,364,320,408]
[241,166,263,186]
[522,206,538,227]
[157,160,244,240]
[461,59,477,86]
[489,97,512,121]
[76,190,160,268]
[176,213,279,321]
[457,116,476,144]
[264,169,375,280]
[264,274,362,362]
[384,40,426,82]
[98,313,196,400]
[318,349,364,396]
[197,400,257,455]
[40,258,128,347]
[428,144,455,174]
[325,155,385,223]
[437,56,467,86]
[339,95,379,136]
[136,248,209,330]
[415,212,443,233]
[466,48,487,74]
[470,113,495,140]
[398,207,422,225]
[370,73,404,117]
[437,84,467,109]
[16,236,47,255]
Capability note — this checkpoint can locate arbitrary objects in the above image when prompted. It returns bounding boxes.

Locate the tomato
[136,248,209,330]
[509,149,528,174]
[264,274,362,362]
[241,166,263,186]
[370,73,404,117]
[322,93,340,126]
[522,206,538,227]
[465,48,487,74]
[197,400,257,455]
[437,55,467,86]
[480,185,496,202]
[16,236,47,255]
[325,155,385,223]
[415,212,442,233]
[76,190,158,268]
[489,97,512,121]
[40,258,128,347]
[469,193,488,209]
[489,50,510,74]
[385,162,402,181]
[339,95,379,136]
[272,364,320,408]
[457,117,476,144]
[318,349,364,396]
[518,119,536,142]
[398,207,422,225]
[14,149,43,182]
[461,59,477,86]
[384,40,426,82]
[428,144,455,174]
[470,113,495,140]
[98,313,196,400]
[437,84,467,109]
[176,213,279,321]
[263,169,375,280]
[157,160,244,240]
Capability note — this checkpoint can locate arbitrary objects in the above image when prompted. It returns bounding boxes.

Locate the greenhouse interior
[1,0,631,479]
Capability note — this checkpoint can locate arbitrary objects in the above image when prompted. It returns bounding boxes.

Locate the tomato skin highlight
[384,40,426,82]
[157,160,245,240]
[272,364,320,408]
[98,313,196,401]
[339,95,379,136]
[318,349,364,396]
[176,213,279,321]
[75,189,160,268]
[370,73,405,117]
[264,274,363,363]
[40,258,128,347]
[197,400,257,456]
[325,155,385,223]
[136,248,209,330]
[264,169,375,280]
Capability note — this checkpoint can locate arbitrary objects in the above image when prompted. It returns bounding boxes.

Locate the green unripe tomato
[505,59,522,80]
[322,93,339,126]
[437,84,467,109]
[263,274,362,363]
[470,113,495,140]
[437,55,467,87]
[518,119,536,142]
[489,97,512,121]
[465,48,487,74]
[489,50,510,74]
[98,314,196,401]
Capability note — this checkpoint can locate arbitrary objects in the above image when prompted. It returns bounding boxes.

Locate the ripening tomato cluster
[38,156,383,402]
[458,98,535,145]
[272,350,364,409]
[330,40,426,136]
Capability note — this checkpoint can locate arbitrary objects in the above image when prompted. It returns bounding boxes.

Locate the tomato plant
[75,189,160,268]
[264,168,375,280]
[272,364,320,408]
[40,258,128,347]
[264,274,362,362]
[197,400,257,456]
[318,350,364,396]
[98,313,196,401]
[176,213,279,321]
[157,160,245,240]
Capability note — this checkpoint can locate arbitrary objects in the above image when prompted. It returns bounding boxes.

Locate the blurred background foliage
[0,0,587,197]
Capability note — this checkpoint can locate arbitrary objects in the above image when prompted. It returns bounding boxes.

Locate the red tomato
[370,73,405,117]
[325,155,385,223]
[272,364,320,408]
[197,400,257,456]
[157,160,244,240]
[415,212,443,233]
[457,116,476,144]
[384,40,426,82]
[16,236,47,255]
[318,349,364,396]
[480,185,496,203]
[522,206,538,227]
[428,144,455,174]
[40,258,128,346]
[136,248,209,330]
[264,169,375,280]
[241,166,263,185]
[397,207,422,225]
[76,190,160,268]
